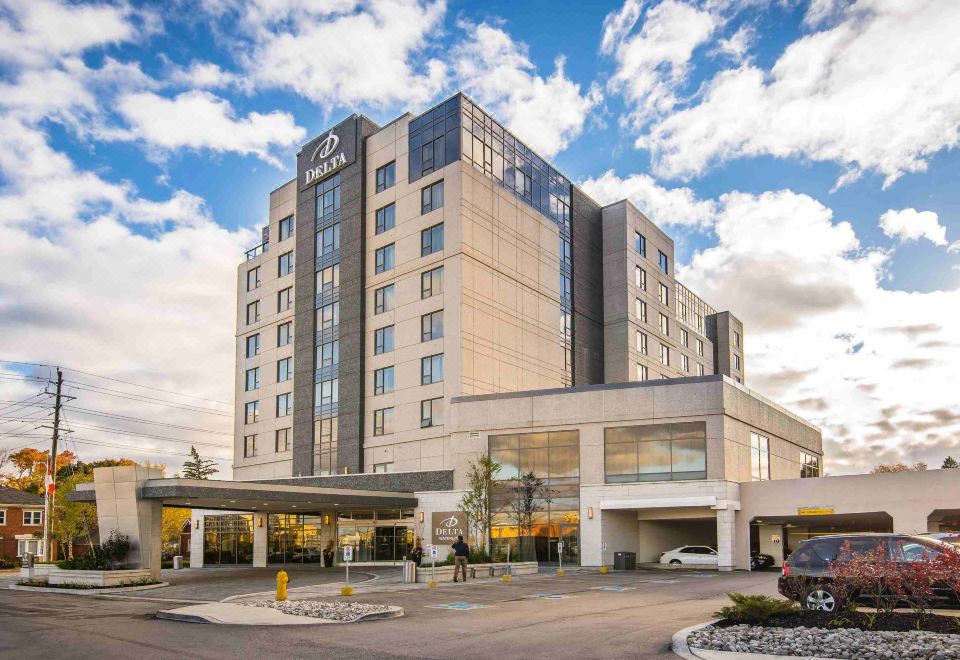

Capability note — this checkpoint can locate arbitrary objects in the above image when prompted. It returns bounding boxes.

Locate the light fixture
[587,507,594,519]
[323,514,331,525]
[258,516,264,528]
[194,519,199,529]
[418,511,424,523]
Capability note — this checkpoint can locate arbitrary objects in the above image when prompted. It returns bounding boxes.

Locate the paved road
[0,569,781,659]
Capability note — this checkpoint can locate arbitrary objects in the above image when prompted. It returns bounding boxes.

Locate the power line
[62,405,231,436]
[0,392,51,415]
[63,382,232,417]
[61,420,231,448]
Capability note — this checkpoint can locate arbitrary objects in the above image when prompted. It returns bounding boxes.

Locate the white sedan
[659,545,719,566]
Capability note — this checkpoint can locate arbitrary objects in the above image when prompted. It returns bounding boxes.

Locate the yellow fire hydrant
[276,570,289,601]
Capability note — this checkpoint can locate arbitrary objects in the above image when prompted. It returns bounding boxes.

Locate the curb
[9,582,170,596]
[671,621,832,660]
[156,603,404,625]
[672,620,717,659]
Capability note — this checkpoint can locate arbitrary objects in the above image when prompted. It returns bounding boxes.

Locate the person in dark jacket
[322,541,335,568]
[452,535,469,582]
[411,542,423,567]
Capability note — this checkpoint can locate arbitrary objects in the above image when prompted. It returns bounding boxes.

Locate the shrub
[101,530,131,568]
[57,553,106,570]
[0,558,16,569]
[714,593,798,623]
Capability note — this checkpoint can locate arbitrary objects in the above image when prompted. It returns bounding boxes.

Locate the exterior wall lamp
[258,516,264,528]
[323,514,331,525]
[418,511,424,523]
[587,507,594,519]
[194,519,200,529]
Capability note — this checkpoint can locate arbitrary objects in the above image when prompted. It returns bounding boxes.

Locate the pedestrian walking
[411,541,423,567]
[452,535,469,582]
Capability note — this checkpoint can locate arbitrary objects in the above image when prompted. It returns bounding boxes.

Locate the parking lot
[0,566,781,659]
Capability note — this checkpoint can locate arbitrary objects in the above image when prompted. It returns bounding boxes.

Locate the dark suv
[778,533,958,612]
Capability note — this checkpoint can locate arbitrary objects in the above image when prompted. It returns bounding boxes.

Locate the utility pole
[42,368,63,562]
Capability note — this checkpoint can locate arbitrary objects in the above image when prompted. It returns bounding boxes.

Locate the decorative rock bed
[688,623,960,659]
[249,600,397,622]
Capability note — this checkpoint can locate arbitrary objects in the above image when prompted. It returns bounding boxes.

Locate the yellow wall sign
[798,507,834,516]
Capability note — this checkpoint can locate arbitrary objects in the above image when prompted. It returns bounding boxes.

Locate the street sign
[430,545,439,558]
[558,542,564,553]
[343,546,353,561]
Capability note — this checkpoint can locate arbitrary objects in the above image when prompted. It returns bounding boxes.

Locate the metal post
[42,368,63,562]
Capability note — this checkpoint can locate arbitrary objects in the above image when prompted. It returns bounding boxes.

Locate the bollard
[340,585,354,596]
[556,569,566,577]
[501,574,511,582]
[276,570,289,601]
[599,566,608,574]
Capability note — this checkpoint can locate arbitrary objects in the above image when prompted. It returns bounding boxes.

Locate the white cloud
[452,22,602,159]
[237,0,448,109]
[638,0,960,187]
[679,188,960,474]
[879,208,948,246]
[602,0,719,128]
[166,60,249,92]
[579,170,716,227]
[113,90,306,167]
[715,24,755,62]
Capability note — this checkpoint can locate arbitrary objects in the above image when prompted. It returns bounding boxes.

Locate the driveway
[0,568,781,659]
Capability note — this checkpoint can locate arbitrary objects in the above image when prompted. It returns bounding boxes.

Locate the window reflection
[604,422,707,482]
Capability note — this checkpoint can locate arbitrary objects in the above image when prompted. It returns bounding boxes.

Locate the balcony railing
[245,241,269,261]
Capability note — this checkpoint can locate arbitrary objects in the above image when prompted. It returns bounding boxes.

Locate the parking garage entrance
[749,512,893,567]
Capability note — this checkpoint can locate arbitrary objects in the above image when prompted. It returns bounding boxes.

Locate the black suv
[778,533,958,612]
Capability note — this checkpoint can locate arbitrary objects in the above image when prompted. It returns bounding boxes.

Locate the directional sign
[430,545,439,558]
[343,546,353,561]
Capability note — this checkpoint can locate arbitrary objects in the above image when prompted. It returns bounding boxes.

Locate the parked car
[778,533,959,612]
[923,532,960,546]
[660,545,719,566]
[751,551,775,570]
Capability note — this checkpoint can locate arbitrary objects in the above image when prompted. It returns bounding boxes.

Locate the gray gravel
[249,600,394,622]
[688,624,960,658]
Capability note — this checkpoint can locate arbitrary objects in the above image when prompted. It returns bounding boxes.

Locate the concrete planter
[48,568,153,587]
[20,564,55,579]
[414,561,538,583]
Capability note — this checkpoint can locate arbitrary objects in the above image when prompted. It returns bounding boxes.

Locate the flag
[46,457,55,494]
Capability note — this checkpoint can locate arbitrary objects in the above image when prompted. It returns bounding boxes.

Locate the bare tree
[459,455,501,553]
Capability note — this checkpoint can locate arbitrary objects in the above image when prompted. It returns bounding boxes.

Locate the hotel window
[246,300,260,325]
[375,243,395,274]
[658,282,669,306]
[375,203,395,234]
[315,378,339,408]
[373,463,391,473]
[317,264,339,295]
[658,313,669,336]
[421,310,444,342]
[374,366,395,395]
[421,223,444,256]
[277,322,292,347]
[421,397,444,428]
[374,284,395,314]
[373,407,394,436]
[317,223,340,256]
[244,434,257,458]
[316,340,339,369]
[604,422,707,483]
[751,432,770,481]
[636,363,648,381]
[316,173,341,220]
[316,301,339,330]
[245,367,260,391]
[636,331,648,355]
[279,215,294,241]
[734,330,741,348]
[735,376,742,383]
[734,354,741,370]
[682,354,690,372]
[421,180,444,214]
[800,451,820,478]
[244,401,259,424]
[277,357,292,383]
[694,312,704,333]
[374,326,394,355]
[421,266,443,298]
[697,363,705,376]
[634,231,646,256]
[246,333,260,357]
[680,328,689,347]
[278,251,294,276]
[421,354,444,385]
[278,286,293,312]
[246,266,260,291]
[635,299,647,323]
[275,428,291,452]
[660,344,670,366]
[276,393,292,417]
[658,250,669,274]
[375,161,396,193]
[696,338,704,356]
[314,417,338,475]
[635,266,647,290]
[23,510,42,526]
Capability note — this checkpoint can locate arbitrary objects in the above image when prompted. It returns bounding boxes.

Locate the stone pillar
[253,513,267,568]
[93,466,163,579]
[189,511,204,568]
[716,507,736,571]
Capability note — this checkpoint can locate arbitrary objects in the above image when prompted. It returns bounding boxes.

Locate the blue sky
[1,0,959,475]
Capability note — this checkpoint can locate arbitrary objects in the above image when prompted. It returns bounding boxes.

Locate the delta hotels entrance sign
[299,117,358,187]
[431,511,468,544]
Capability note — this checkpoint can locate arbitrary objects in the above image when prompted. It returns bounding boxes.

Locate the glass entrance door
[560,524,579,565]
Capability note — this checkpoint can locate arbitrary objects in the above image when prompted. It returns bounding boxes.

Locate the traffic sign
[343,546,353,561]
[430,545,439,558]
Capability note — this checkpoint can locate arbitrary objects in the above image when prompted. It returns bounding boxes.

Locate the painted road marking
[427,603,492,610]
[591,585,636,592]
[525,594,568,599]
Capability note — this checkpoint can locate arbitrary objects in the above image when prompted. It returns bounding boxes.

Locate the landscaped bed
[17,577,162,590]
[249,600,397,622]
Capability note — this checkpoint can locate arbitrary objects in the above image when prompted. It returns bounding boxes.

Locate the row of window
[373,353,444,395]
[245,321,293,358]
[634,231,669,274]
[635,331,705,375]
[374,309,445,355]
[244,392,293,424]
[244,357,294,391]
[373,397,444,435]
[0,510,41,525]
[243,427,291,458]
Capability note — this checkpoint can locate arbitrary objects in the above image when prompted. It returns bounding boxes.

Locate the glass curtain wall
[313,173,341,475]
[604,422,707,482]
[336,509,415,563]
[489,431,580,565]
[267,514,324,564]
[202,514,254,565]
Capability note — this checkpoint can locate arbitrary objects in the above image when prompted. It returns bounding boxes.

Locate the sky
[0,0,959,477]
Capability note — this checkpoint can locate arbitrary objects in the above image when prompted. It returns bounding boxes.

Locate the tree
[58,457,139,481]
[508,471,546,561]
[458,456,501,553]
[161,508,191,559]
[181,446,218,479]
[871,462,927,473]
[942,456,959,469]
[1,447,78,493]
[51,473,99,559]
